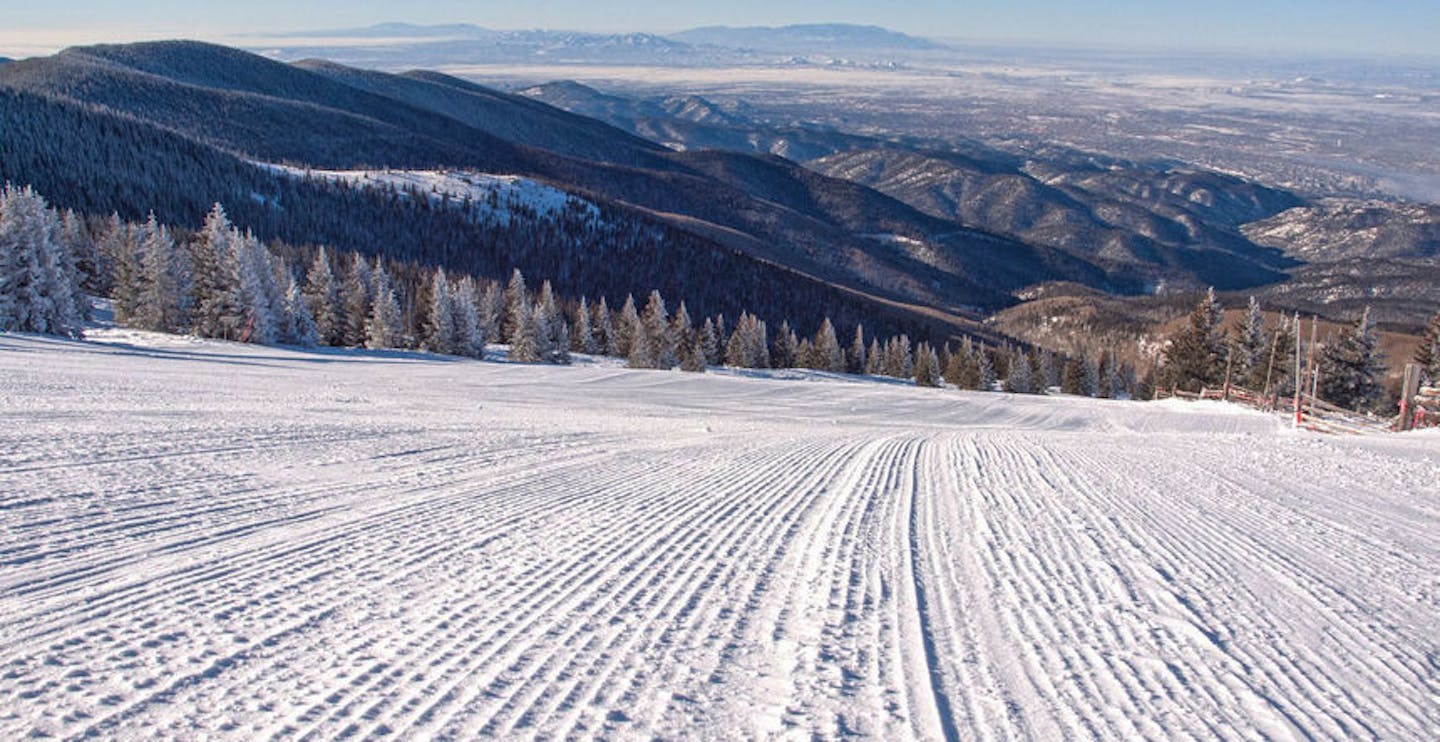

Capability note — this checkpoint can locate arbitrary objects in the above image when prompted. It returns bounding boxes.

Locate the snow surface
[257,163,601,227]
[1,331,1438,740]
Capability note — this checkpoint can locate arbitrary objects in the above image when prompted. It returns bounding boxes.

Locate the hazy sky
[1,0,1436,59]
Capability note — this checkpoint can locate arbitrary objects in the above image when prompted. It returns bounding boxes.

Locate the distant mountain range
[1,38,1429,339]
[253,23,944,68]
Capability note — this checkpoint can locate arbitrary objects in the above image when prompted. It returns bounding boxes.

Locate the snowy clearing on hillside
[1,332,1438,740]
[256,163,601,227]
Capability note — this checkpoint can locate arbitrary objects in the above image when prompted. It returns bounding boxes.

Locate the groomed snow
[1,332,1437,739]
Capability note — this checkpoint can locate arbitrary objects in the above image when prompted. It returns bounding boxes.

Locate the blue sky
[2,0,1436,58]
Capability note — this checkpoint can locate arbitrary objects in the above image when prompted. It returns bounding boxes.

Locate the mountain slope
[671,23,942,52]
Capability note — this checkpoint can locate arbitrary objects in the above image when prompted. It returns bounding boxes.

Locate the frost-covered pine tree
[423,269,458,354]
[865,338,882,375]
[1081,354,1101,397]
[848,324,867,374]
[593,296,617,357]
[814,318,845,373]
[671,301,695,366]
[627,320,656,369]
[134,213,192,334]
[508,296,540,362]
[772,320,798,368]
[1231,296,1266,385]
[235,232,282,344]
[281,271,319,347]
[0,185,84,337]
[883,336,913,379]
[1317,307,1387,411]
[1037,349,1059,390]
[571,296,596,354]
[60,208,103,298]
[640,290,674,368]
[976,347,997,391]
[503,268,529,344]
[366,260,404,349]
[913,342,941,387]
[189,204,244,340]
[699,317,720,366]
[453,276,485,358]
[535,281,569,364]
[477,279,503,347]
[303,247,342,346]
[1006,350,1036,394]
[340,255,373,347]
[611,294,637,358]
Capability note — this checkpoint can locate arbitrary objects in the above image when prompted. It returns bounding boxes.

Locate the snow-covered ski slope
[2,332,1437,740]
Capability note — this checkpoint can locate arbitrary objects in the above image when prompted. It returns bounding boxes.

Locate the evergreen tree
[0,185,84,337]
[944,344,981,390]
[281,271,319,347]
[1061,357,1085,395]
[423,269,459,354]
[1005,350,1036,394]
[340,255,373,347]
[699,317,721,365]
[453,277,485,358]
[640,290,674,368]
[615,294,639,358]
[571,296,597,354]
[1038,349,1060,391]
[1256,315,1298,396]
[135,213,191,333]
[1415,311,1440,381]
[865,338,882,375]
[503,268,529,344]
[302,246,342,346]
[60,208,103,297]
[671,302,695,368]
[508,296,540,362]
[594,296,618,356]
[680,336,707,372]
[190,204,242,340]
[535,281,569,364]
[101,215,142,326]
[1081,355,1101,397]
[627,318,656,369]
[977,347,997,391]
[235,233,282,344]
[772,320,798,369]
[478,280,504,346]
[1232,296,1266,387]
[848,324,867,374]
[1317,307,1387,411]
[883,335,913,378]
[366,261,404,349]
[913,342,941,387]
[1161,288,1226,392]
[814,318,845,373]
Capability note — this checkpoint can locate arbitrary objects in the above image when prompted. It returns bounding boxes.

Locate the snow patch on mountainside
[257,163,602,228]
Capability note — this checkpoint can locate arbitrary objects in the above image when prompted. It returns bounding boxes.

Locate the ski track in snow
[1,332,1437,740]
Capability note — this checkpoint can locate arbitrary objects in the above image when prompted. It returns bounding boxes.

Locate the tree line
[5,183,1167,401]
[1155,288,1440,413]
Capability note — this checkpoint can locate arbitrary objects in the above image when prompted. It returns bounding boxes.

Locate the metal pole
[1262,326,1280,408]
[1293,313,1303,428]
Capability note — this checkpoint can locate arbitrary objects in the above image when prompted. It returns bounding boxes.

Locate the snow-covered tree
[134,213,191,334]
[503,268,529,344]
[281,271,319,347]
[864,338,882,375]
[453,276,485,358]
[478,280,503,345]
[813,318,845,373]
[1161,288,1226,392]
[772,320,798,369]
[302,246,342,346]
[1005,350,1036,394]
[0,185,84,337]
[234,232,283,344]
[640,290,674,369]
[913,342,941,387]
[340,255,373,347]
[848,324,867,374]
[699,317,720,366]
[423,269,459,354]
[571,296,597,354]
[671,301,695,368]
[366,260,404,349]
[190,204,243,340]
[1317,307,1387,411]
[508,296,540,362]
[534,280,569,364]
[614,294,639,358]
[593,296,617,356]
[1231,296,1266,386]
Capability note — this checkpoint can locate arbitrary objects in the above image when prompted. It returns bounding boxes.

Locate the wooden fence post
[1398,364,1423,432]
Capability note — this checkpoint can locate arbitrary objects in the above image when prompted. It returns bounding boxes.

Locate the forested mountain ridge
[0,39,1104,329]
